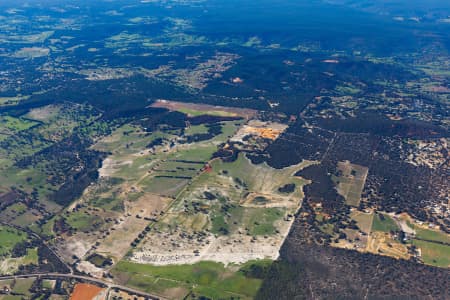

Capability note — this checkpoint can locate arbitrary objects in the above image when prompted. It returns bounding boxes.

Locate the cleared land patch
[69,283,105,300]
[112,260,270,300]
[230,119,288,142]
[333,161,368,206]
[151,99,257,119]
[132,153,312,265]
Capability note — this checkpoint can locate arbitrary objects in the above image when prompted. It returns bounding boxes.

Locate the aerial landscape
[0,0,448,299]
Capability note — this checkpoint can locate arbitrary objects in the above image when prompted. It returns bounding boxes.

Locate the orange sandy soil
[70,283,104,300]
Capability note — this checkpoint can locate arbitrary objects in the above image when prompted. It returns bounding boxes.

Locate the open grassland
[11,278,35,296]
[134,152,311,266]
[204,153,310,204]
[0,116,38,141]
[0,95,31,107]
[166,151,309,215]
[151,100,257,119]
[371,213,399,233]
[178,107,237,117]
[112,260,270,299]
[0,203,39,228]
[412,240,450,268]
[350,211,374,234]
[65,210,105,233]
[333,161,368,207]
[406,221,450,244]
[0,225,28,256]
[54,120,242,273]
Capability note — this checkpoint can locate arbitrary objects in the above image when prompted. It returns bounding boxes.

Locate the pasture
[333,161,368,206]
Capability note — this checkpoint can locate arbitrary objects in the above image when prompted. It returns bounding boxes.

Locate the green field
[178,107,237,117]
[412,239,450,268]
[160,152,308,238]
[333,161,368,207]
[0,225,28,256]
[184,124,209,135]
[11,278,35,296]
[0,116,38,133]
[372,213,399,233]
[41,279,56,290]
[207,153,308,198]
[112,260,271,299]
[407,222,450,244]
[155,151,309,239]
[65,210,104,233]
[246,208,284,236]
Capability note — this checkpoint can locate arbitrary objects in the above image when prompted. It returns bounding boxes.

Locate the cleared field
[0,225,28,256]
[205,153,310,205]
[332,210,375,250]
[350,211,374,234]
[56,119,243,276]
[95,194,172,262]
[42,279,56,290]
[412,239,450,268]
[112,260,270,300]
[69,283,104,300]
[333,161,368,206]
[151,99,257,119]
[230,120,288,142]
[11,278,35,296]
[407,221,450,244]
[0,95,31,107]
[366,231,410,260]
[133,153,311,265]
[372,213,399,233]
[0,116,38,141]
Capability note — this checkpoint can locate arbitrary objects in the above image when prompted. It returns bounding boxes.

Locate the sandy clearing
[98,158,133,177]
[70,283,104,300]
[151,99,257,119]
[95,194,172,262]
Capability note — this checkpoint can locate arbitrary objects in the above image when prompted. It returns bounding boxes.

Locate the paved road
[0,273,166,300]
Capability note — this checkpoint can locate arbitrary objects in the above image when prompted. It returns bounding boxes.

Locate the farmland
[151,99,257,119]
[333,161,368,207]
[32,103,314,299]
[112,260,271,299]
[0,226,28,256]
[411,240,450,268]
[131,151,311,266]
[0,0,449,298]
[371,213,399,233]
[69,283,105,300]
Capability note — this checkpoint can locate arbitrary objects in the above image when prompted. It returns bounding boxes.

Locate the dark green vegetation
[86,253,113,268]
[257,203,450,299]
[278,183,296,194]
